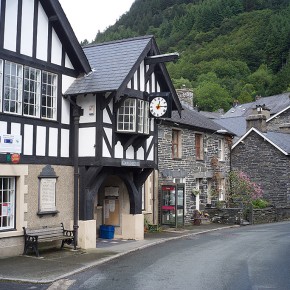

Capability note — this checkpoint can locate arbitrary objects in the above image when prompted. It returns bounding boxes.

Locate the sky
[59,0,135,42]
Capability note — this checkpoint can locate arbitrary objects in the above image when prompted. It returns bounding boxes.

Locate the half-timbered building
[0,0,181,256]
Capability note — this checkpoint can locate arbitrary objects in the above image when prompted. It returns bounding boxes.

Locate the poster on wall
[0,134,22,153]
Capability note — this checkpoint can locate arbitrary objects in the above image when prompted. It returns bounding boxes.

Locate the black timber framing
[79,166,154,220]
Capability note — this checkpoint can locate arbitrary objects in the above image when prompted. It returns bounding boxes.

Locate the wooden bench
[23,223,75,257]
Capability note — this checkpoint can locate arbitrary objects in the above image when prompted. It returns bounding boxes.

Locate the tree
[194,81,232,111]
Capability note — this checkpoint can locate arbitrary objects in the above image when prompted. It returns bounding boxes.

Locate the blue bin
[99,225,115,239]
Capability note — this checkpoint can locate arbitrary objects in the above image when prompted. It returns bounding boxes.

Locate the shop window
[117,98,149,134]
[195,133,204,160]
[0,177,15,230]
[172,129,181,159]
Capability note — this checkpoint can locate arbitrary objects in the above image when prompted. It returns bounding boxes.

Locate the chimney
[246,114,267,132]
[176,87,194,108]
[252,104,270,119]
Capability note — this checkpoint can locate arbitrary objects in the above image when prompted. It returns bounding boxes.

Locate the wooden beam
[145,52,179,65]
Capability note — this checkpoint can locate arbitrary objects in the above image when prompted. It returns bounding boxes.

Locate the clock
[149,96,168,117]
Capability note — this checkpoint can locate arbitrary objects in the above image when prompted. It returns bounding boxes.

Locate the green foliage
[251,198,269,209]
[86,0,290,111]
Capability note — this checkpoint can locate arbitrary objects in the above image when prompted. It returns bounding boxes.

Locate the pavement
[0,223,239,284]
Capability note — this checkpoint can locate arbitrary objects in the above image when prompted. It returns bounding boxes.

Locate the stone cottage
[157,89,233,226]
[232,105,290,208]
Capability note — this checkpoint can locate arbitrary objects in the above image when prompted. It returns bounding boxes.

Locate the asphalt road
[1,222,290,290]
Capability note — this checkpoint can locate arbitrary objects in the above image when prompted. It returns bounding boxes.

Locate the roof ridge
[83,35,154,49]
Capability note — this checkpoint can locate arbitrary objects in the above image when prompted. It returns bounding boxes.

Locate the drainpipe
[67,96,83,250]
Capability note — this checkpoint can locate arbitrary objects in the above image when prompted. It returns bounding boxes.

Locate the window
[0,177,15,230]
[218,178,225,201]
[41,71,57,120]
[218,139,225,161]
[172,129,181,159]
[24,67,41,117]
[195,134,204,160]
[4,61,23,114]
[0,59,58,120]
[117,98,149,134]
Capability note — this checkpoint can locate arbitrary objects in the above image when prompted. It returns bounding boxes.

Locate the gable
[232,128,290,155]
[0,0,90,74]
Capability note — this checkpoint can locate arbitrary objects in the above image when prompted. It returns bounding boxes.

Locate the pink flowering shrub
[228,171,264,206]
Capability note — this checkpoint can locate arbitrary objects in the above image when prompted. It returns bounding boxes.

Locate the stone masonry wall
[158,123,231,224]
[267,109,290,133]
[232,131,290,207]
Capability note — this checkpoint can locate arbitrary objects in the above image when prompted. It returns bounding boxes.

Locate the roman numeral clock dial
[149,97,168,117]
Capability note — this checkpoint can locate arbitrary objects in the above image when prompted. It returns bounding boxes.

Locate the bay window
[117,98,149,134]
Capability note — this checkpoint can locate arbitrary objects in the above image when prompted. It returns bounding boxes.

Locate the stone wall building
[232,107,290,207]
[157,89,233,225]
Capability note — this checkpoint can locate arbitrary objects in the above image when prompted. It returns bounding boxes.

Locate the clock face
[149,97,168,117]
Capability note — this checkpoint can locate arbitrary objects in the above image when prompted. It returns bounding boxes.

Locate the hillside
[88,0,290,111]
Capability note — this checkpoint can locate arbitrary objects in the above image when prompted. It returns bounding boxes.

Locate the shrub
[252,199,269,209]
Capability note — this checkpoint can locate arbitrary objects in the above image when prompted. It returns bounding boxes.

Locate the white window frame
[41,71,57,120]
[23,66,41,117]
[117,98,149,134]
[172,129,182,159]
[0,59,3,112]
[218,139,225,161]
[4,61,23,115]
[0,177,16,231]
[218,178,225,201]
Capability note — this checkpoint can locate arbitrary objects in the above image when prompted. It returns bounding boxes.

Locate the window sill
[172,157,182,161]
[37,210,59,217]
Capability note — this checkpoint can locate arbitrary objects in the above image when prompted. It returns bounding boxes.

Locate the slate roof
[65,36,152,95]
[169,102,232,134]
[222,92,290,118]
[233,128,290,155]
[263,131,290,154]
[214,92,290,138]
[214,116,246,138]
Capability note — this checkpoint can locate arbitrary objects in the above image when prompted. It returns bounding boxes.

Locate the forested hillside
[88,0,290,111]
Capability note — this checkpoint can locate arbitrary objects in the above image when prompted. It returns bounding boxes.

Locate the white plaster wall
[140,61,145,91]
[51,28,62,65]
[49,127,58,157]
[61,129,70,158]
[79,127,95,156]
[146,136,154,161]
[114,141,123,158]
[4,0,18,51]
[137,147,144,160]
[11,123,21,135]
[65,53,74,69]
[102,128,112,158]
[36,126,46,156]
[0,121,7,133]
[77,94,96,123]
[36,2,48,61]
[23,124,33,155]
[21,0,34,57]
[126,146,134,159]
